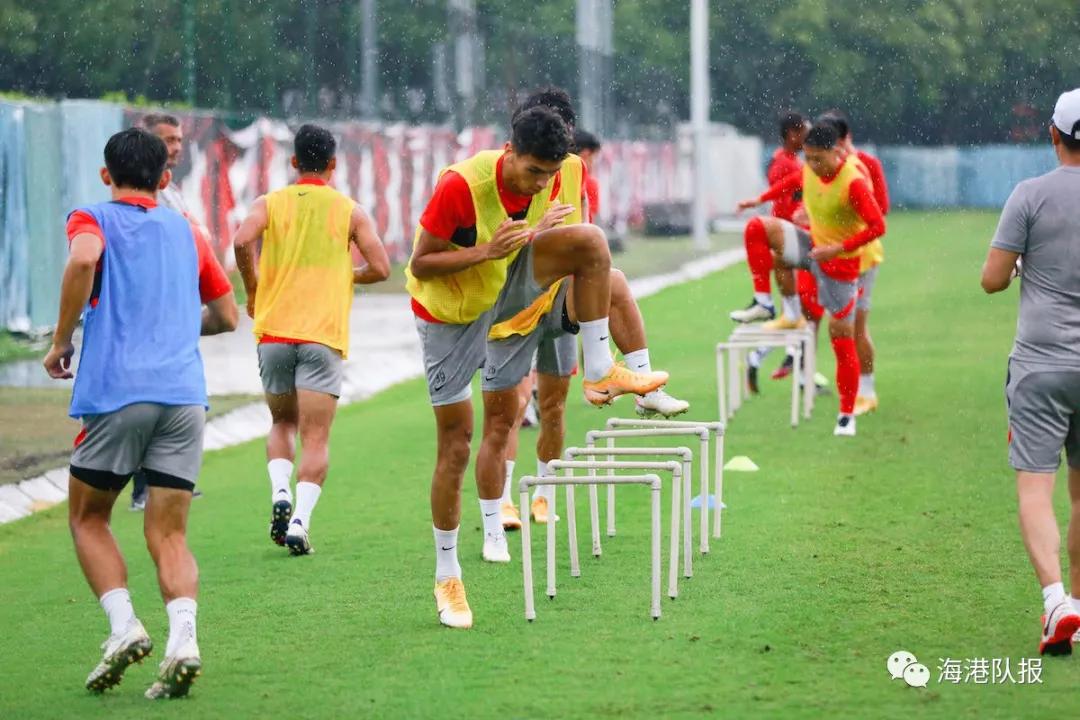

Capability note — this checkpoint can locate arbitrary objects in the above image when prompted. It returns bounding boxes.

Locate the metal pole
[690,0,709,250]
[360,0,378,118]
[181,0,196,106]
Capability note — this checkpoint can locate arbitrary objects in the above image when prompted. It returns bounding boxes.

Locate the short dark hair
[1058,120,1080,152]
[804,123,840,150]
[294,124,336,173]
[778,111,805,139]
[140,113,180,130]
[104,128,168,191]
[511,106,572,162]
[573,129,601,153]
[515,86,576,130]
[818,109,850,139]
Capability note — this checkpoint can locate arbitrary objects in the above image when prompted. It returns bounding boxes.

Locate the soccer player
[736,123,885,436]
[981,88,1080,655]
[128,113,197,511]
[818,110,889,415]
[731,110,808,324]
[233,124,390,556]
[407,106,667,629]
[45,128,237,698]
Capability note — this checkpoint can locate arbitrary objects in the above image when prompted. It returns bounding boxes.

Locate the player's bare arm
[349,206,391,285]
[44,232,103,379]
[981,247,1021,294]
[233,195,268,318]
[408,219,529,279]
[201,293,239,336]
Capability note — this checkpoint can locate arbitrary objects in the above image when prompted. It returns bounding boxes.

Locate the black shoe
[270,494,293,546]
[129,485,148,512]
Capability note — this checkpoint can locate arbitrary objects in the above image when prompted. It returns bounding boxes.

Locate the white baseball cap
[1052,88,1080,140]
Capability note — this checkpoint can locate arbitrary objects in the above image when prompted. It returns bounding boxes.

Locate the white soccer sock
[1073,595,1080,613]
[753,292,774,307]
[267,458,294,504]
[99,588,135,637]
[859,373,876,397]
[502,460,516,504]
[579,318,615,382]
[533,459,554,502]
[434,526,461,581]
[479,498,503,537]
[292,481,322,530]
[781,294,802,322]
[164,597,197,657]
[1042,582,1066,614]
[624,348,652,373]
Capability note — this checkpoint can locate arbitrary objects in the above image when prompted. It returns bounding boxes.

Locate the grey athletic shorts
[857,265,879,312]
[258,342,344,397]
[1006,359,1080,473]
[781,220,858,319]
[484,282,578,391]
[415,308,493,406]
[71,403,205,492]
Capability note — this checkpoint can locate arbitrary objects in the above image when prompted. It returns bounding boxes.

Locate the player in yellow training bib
[406,106,669,629]
[233,124,390,556]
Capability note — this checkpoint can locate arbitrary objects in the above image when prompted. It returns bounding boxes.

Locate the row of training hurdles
[518,417,725,622]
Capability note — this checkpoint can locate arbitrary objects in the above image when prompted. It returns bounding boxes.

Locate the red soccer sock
[831,336,860,415]
[744,217,773,294]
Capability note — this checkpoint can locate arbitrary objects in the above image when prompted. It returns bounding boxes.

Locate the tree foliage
[0,0,1076,143]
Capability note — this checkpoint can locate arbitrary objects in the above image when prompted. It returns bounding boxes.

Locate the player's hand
[535,203,576,233]
[736,198,760,212]
[809,244,843,262]
[246,288,257,319]
[485,219,530,260]
[43,341,75,379]
[791,206,809,227]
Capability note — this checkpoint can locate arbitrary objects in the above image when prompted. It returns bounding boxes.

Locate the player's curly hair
[510,106,572,162]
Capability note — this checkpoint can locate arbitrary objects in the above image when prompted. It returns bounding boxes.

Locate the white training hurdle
[519,473,663,621]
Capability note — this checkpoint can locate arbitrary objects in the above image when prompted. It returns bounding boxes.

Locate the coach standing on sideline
[982,88,1080,656]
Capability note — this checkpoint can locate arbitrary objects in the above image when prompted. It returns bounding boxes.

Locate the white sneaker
[522,399,539,428]
[285,518,313,556]
[85,619,153,693]
[833,414,856,437]
[730,299,776,323]
[1039,600,1080,656]
[482,532,511,563]
[636,389,690,418]
[145,637,202,699]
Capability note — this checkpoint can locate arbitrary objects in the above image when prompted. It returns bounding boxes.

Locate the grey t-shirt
[991,166,1080,369]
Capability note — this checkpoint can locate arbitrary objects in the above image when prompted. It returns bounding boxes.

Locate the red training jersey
[854,149,889,216]
[766,148,804,221]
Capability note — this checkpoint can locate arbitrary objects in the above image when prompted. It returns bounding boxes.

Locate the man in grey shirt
[982,87,1080,656]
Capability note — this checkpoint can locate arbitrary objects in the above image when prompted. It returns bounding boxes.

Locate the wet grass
[2,211,1077,718]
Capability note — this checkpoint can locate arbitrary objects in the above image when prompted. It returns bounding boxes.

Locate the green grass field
[2,210,1077,718]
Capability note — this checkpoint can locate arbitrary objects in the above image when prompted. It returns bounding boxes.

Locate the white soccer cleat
[85,619,153,693]
[729,299,776,323]
[833,414,856,437]
[481,532,511,563]
[285,518,313,556]
[636,389,690,418]
[144,637,202,699]
[1039,600,1080,656]
[434,578,473,629]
